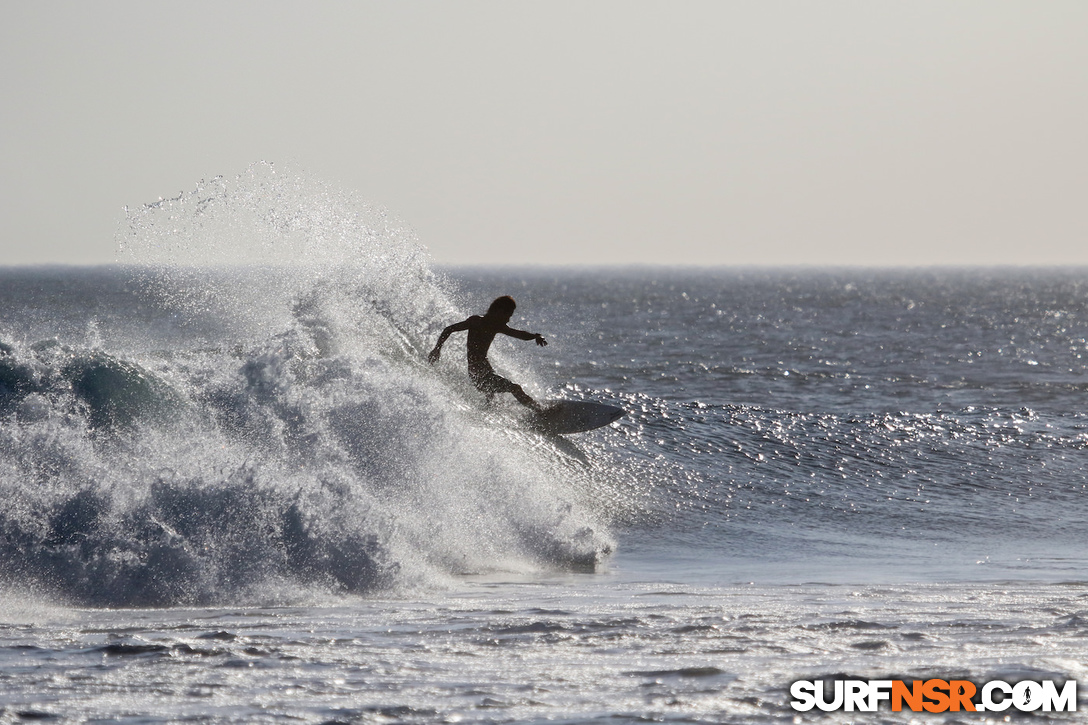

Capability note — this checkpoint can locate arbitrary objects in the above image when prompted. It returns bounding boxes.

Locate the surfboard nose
[533,401,625,435]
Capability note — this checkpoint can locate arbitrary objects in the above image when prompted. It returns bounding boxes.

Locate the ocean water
[2,166,1087,722]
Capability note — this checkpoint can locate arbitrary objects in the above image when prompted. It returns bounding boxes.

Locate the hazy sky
[2,1,1086,267]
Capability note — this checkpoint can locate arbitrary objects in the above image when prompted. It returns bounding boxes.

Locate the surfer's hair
[486,296,516,318]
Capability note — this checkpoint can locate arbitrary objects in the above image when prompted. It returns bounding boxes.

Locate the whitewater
[2,164,1087,722]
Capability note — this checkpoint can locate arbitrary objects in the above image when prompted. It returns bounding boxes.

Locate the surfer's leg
[509,384,543,413]
[497,376,543,412]
[471,369,504,409]
[479,371,542,412]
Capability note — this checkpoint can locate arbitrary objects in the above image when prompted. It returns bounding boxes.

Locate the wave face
[0,165,618,607]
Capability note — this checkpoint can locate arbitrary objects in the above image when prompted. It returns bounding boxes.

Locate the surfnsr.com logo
[790,679,1077,713]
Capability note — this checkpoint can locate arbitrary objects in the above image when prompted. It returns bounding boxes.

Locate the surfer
[428,296,547,412]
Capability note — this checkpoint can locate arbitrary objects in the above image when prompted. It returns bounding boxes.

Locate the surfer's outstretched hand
[535,334,548,347]
[427,347,441,364]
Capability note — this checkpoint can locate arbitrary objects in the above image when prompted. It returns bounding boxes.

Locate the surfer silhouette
[428,295,547,412]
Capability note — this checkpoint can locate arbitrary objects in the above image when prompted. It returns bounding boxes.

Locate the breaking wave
[0,164,620,607]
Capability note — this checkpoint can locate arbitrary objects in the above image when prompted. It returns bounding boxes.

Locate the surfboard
[529,400,625,435]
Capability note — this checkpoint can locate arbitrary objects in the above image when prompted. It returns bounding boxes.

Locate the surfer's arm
[428,319,471,364]
[502,326,548,347]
